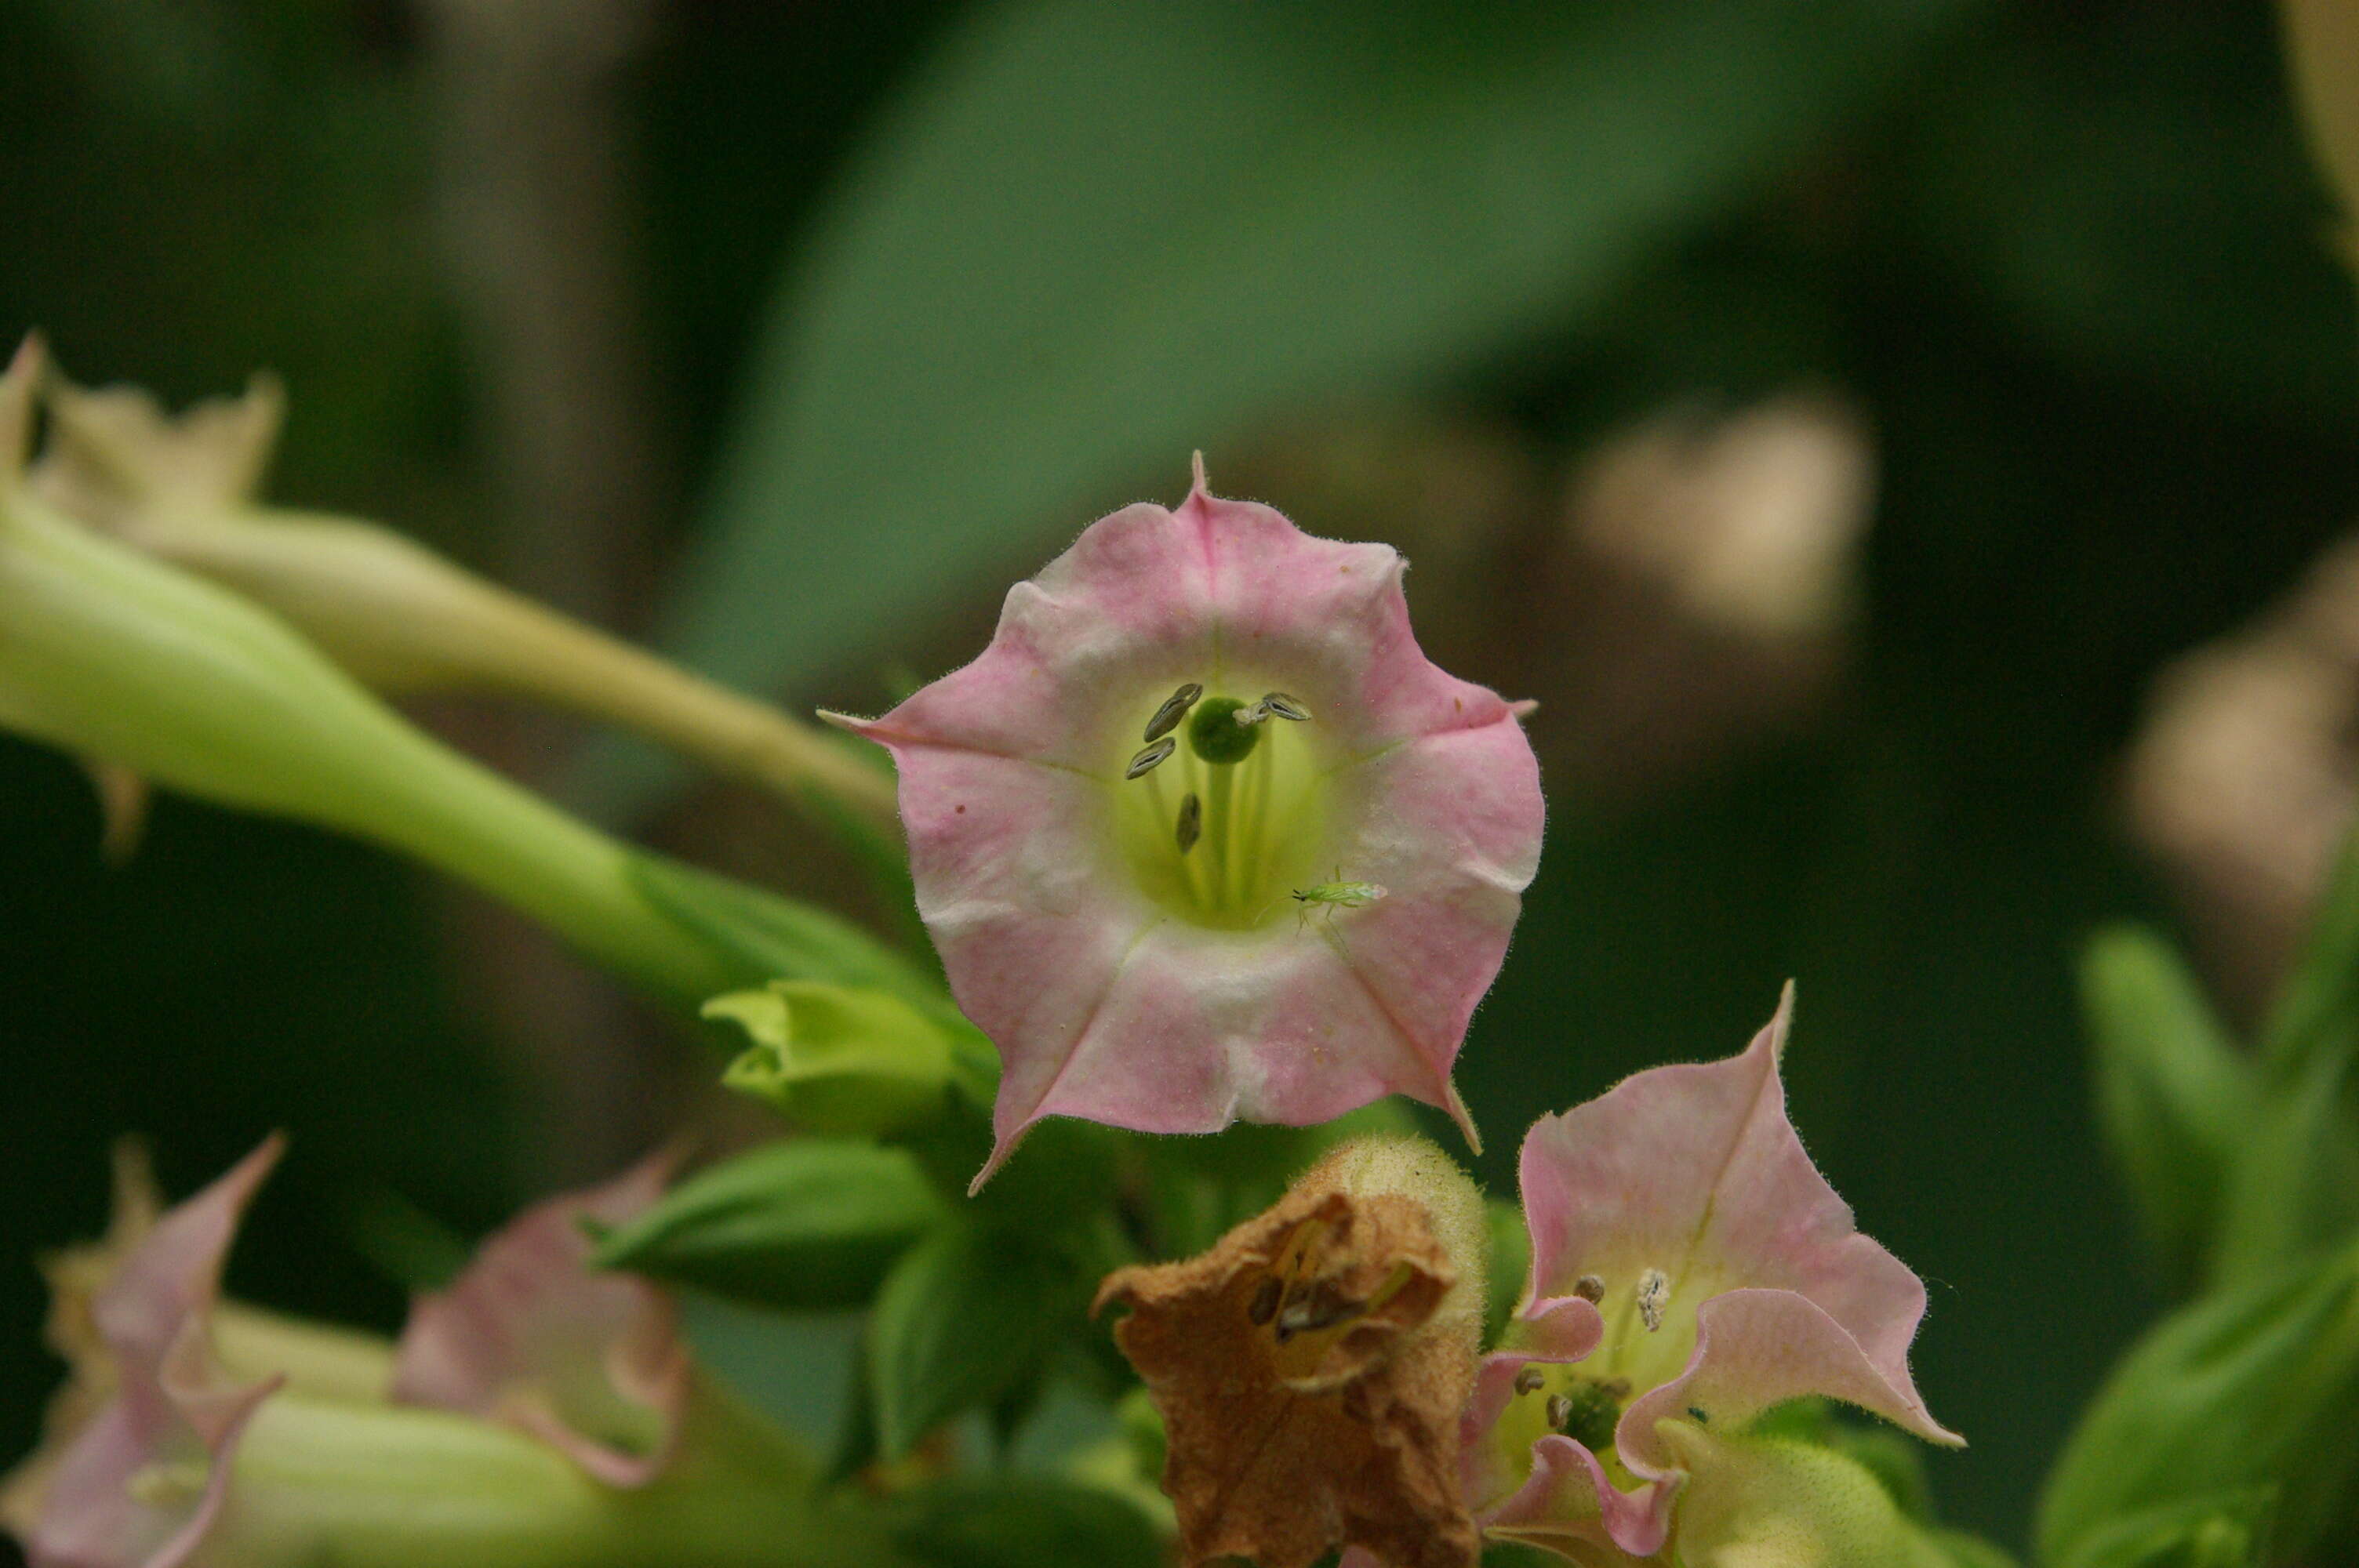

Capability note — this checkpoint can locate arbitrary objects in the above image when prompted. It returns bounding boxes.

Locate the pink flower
[391,1153,689,1486]
[1463,986,1961,1562]
[5,1140,694,1568]
[827,463,1543,1184]
[4,1139,287,1568]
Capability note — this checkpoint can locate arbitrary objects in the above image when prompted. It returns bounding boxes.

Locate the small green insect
[1292,872,1387,931]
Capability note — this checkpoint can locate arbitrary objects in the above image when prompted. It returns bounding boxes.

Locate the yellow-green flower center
[1114,683,1329,930]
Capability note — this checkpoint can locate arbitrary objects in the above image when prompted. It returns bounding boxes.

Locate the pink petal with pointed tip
[23,1137,287,1568]
[1478,1435,1677,1560]
[391,1154,689,1488]
[849,478,1543,1175]
[93,1135,284,1374]
[1514,986,1939,1431]
[1616,1288,1962,1479]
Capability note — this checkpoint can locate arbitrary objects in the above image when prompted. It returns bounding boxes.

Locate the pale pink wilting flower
[827,464,1544,1183]
[4,1140,700,1568]
[391,1152,689,1486]
[1463,986,1961,1562]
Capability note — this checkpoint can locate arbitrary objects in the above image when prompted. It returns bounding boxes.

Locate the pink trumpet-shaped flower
[391,1153,689,1486]
[828,464,1543,1184]
[1464,986,1961,1562]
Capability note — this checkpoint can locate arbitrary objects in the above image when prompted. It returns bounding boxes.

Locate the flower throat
[1117,682,1326,930]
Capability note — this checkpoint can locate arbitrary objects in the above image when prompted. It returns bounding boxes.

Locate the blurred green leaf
[868,1220,1086,1457]
[1903,13,2357,432]
[1484,1196,1529,1346]
[1924,1527,2021,1568]
[2079,924,2260,1284]
[598,0,1974,812]
[594,1139,945,1312]
[881,1475,1162,1568]
[2036,1240,2359,1568]
[2264,826,2359,1083]
[626,851,946,1007]
[2048,1490,2272,1568]
[2208,1051,2359,1294]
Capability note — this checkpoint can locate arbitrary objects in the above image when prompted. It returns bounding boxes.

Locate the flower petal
[391,1154,689,1487]
[1514,985,1936,1421]
[1616,1288,1962,1479]
[93,1136,282,1374]
[1458,1297,1605,1509]
[1476,1434,1677,1560]
[9,1137,287,1568]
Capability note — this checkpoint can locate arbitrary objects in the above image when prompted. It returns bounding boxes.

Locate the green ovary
[1114,687,1329,930]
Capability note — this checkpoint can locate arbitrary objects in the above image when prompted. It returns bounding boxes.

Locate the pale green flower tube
[187,1388,883,1568]
[30,363,898,829]
[0,342,736,1004]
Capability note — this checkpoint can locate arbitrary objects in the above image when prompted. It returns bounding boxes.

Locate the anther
[1126,736,1176,779]
[1260,691,1311,722]
[1545,1394,1573,1430]
[1274,1283,1360,1339]
[1573,1275,1605,1304]
[1637,1269,1669,1334]
[1513,1367,1546,1396]
[1247,1276,1281,1327]
[1143,682,1203,743]
[1175,792,1202,854]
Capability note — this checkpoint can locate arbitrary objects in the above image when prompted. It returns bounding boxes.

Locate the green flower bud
[30,363,896,828]
[709,981,991,1136]
[1656,1422,1954,1568]
[0,340,824,1007]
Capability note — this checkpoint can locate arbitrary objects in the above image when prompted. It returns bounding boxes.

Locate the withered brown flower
[1094,1136,1485,1568]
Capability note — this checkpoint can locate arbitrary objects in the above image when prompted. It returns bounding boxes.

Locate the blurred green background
[2,0,2354,1557]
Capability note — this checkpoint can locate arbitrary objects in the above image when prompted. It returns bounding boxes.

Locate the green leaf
[2208,1052,2359,1293]
[1922,1528,2021,1568]
[2035,1240,2359,1568]
[2079,924,2261,1283]
[2049,1490,2274,1568]
[880,1475,1163,1568]
[867,1221,1088,1457]
[591,0,1975,814]
[592,1140,945,1312]
[625,851,946,1007]
[2265,826,2359,1082]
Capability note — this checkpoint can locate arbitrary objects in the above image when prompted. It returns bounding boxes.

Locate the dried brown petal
[1094,1155,1480,1568]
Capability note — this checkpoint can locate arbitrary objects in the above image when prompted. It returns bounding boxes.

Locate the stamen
[1637,1269,1669,1333]
[1235,700,1270,726]
[1143,682,1204,743]
[1127,736,1177,779]
[1513,1366,1546,1396]
[1248,1276,1282,1327]
[1274,1281,1361,1340]
[1175,792,1202,854]
[1573,1274,1605,1304]
[1260,691,1311,722]
[1545,1394,1573,1429]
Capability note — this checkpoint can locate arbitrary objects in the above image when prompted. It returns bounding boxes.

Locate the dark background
[2,1,2354,1557]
